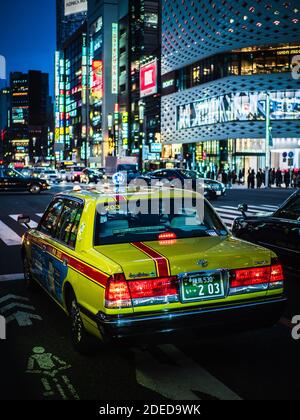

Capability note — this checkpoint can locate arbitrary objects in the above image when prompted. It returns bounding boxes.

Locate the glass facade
[162,44,300,94]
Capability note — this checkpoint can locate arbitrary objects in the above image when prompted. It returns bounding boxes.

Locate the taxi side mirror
[238,204,248,218]
[18,215,31,229]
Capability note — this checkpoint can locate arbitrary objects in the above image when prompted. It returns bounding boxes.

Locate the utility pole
[265,92,272,188]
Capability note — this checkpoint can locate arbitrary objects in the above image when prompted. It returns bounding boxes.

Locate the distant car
[69,166,85,182]
[19,168,33,178]
[80,168,104,184]
[232,191,300,273]
[0,166,50,194]
[40,169,60,183]
[57,170,67,182]
[135,169,226,199]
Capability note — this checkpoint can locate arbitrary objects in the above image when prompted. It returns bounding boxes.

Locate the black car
[135,169,226,199]
[232,191,300,272]
[80,168,104,184]
[0,167,50,194]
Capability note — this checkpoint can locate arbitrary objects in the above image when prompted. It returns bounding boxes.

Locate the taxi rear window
[94,198,228,246]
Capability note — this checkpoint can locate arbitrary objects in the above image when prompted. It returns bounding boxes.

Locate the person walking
[270,168,276,186]
[296,172,300,188]
[284,171,291,189]
[248,169,255,189]
[256,169,263,189]
[238,169,244,185]
[275,169,282,187]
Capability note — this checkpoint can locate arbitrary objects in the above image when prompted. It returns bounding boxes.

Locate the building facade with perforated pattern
[160,0,300,174]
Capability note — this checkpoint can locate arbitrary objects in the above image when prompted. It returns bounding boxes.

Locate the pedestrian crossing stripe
[0,213,42,247]
[0,206,279,246]
[215,204,278,228]
[10,215,38,229]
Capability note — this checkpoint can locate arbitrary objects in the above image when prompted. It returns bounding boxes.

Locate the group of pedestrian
[204,166,300,189]
[247,168,300,189]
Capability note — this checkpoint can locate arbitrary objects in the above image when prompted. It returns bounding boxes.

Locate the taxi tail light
[231,264,284,288]
[270,264,284,283]
[105,274,132,309]
[128,276,178,299]
[105,274,179,308]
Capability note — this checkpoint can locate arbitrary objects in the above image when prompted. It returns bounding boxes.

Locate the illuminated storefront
[161,1,300,173]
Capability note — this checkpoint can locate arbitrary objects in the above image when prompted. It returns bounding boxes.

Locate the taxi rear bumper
[94,296,286,344]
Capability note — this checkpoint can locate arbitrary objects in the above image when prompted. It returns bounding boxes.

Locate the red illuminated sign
[140,60,157,98]
[92,60,103,100]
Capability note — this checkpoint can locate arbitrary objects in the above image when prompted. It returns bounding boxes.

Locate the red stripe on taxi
[29,235,109,287]
[131,242,171,277]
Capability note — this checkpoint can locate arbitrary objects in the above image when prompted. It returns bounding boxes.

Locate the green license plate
[181,271,225,302]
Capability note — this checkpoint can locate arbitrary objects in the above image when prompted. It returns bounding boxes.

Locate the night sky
[0,0,56,96]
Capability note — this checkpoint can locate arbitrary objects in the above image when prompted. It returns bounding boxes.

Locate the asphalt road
[0,184,299,400]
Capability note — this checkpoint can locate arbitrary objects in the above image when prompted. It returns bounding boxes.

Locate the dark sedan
[0,167,50,194]
[232,191,300,272]
[135,169,226,199]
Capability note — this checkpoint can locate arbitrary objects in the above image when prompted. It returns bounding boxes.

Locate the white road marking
[36,213,43,218]
[214,208,242,215]
[0,221,22,246]
[10,215,38,229]
[261,205,278,210]
[135,344,241,400]
[217,206,258,214]
[0,274,24,282]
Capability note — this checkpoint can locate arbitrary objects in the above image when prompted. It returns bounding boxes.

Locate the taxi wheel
[70,295,97,355]
[23,256,36,290]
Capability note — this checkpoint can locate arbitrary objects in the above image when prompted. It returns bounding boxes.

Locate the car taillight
[105,274,131,309]
[270,264,284,283]
[231,266,270,288]
[129,277,178,299]
[230,264,284,288]
[129,276,179,306]
[105,274,179,308]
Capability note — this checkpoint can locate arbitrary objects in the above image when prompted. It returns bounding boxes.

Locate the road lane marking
[0,221,22,246]
[36,213,43,218]
[135,344,241,400]
[261,205,278,210]
[0,274,24,282]
[10,215,38,229]
[214,208,241,216]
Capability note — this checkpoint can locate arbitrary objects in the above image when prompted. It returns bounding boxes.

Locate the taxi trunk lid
[95,236,272,280]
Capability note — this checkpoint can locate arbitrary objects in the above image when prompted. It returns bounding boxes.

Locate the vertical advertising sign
[140,59,157,98]
[111,23,119,94]
[65,0,88,17]
[92,60,103,100]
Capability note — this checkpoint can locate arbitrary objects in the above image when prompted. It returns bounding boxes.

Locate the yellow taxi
[20,187,286,354]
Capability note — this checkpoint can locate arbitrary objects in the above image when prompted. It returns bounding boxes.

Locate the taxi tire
[23,256,37,291]
[69,294,97,355]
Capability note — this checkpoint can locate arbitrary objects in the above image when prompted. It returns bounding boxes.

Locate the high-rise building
[87,0,119,168]
[54,0,119,167]
[117,0,161,169]
[0,87,10,160]
[56,0,87,50]
[9,71,51,164]
[54,23,88,163]
[160,0,300,174]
